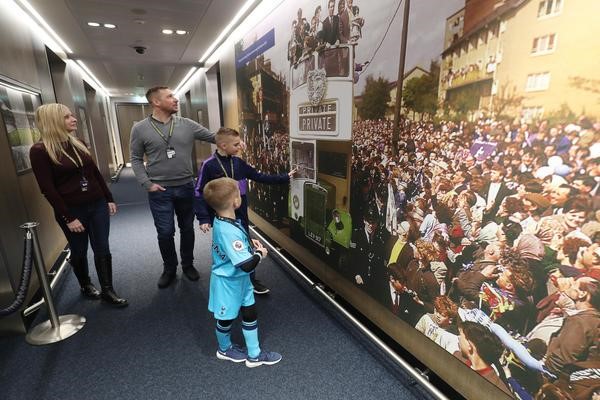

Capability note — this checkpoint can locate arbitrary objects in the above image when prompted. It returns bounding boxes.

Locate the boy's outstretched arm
[242,158,292,184]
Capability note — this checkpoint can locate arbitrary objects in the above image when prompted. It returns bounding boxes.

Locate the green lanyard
[149,117,174,145]
[215,152,235,180]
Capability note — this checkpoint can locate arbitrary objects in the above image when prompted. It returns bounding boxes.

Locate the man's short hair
[145,86,169,103]
[491,163,506,174]
[203,177,239,211]
[573,175,596,188]
[459,321,504,365]
[215,127,240,145]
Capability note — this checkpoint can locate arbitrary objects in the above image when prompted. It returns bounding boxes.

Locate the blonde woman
[29,103,127,307]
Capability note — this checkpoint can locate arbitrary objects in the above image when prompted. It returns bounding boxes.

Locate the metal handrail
[250,226,449,400]
[22,249,70,317]
[111,163,124,182]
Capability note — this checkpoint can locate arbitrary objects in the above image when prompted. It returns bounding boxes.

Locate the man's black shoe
[157,272,176,288]
[182,265,200,281]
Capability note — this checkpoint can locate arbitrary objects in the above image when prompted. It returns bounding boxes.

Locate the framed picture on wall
[0,82,42,174]
[77,106,92,148]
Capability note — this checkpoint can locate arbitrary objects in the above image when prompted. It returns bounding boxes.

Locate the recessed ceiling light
[175,30,187,35]
[87,22,100,27]
[103,23,116,29]
[162,29,173,35]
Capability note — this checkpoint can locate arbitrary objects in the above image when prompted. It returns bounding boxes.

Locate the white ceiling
[27,0,250,96]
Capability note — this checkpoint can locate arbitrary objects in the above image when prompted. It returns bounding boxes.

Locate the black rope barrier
[0,232,34,317]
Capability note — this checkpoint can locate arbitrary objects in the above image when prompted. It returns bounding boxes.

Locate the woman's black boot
[70,256,100,299]
[95,254,128,307]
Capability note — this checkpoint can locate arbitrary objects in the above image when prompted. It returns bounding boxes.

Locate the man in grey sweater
[130,86,215,288]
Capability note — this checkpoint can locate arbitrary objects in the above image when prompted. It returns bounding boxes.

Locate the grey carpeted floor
[0,169,431,400]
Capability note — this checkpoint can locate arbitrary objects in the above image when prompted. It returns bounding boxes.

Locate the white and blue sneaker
[245,351,282,368]
[216,344,247,363]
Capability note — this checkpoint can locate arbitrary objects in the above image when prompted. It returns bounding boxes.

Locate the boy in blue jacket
[203,177,281,367]
[194,127,295,294]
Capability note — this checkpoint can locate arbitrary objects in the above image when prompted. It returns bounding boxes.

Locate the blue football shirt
[211,217,254,277]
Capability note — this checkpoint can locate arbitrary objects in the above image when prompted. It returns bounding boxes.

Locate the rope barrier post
[20,222,85,345]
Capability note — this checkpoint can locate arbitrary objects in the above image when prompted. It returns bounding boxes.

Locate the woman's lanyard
[215,153,235,179]
[61,142,89,192]
[149,117,176,159]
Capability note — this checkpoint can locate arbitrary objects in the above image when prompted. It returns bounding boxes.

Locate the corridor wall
[0,2,113,334]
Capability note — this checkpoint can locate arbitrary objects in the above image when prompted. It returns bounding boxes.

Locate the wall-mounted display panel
[227,0,600,398]
[0,83,41,174]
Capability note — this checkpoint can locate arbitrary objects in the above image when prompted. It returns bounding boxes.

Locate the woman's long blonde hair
[35,103,90,164]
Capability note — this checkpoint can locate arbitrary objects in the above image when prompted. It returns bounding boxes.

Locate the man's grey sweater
[130,116,215,190]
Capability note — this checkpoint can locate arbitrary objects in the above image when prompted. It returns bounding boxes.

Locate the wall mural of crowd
[232,0,600,398]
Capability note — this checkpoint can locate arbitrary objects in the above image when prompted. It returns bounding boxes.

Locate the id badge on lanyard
[63,144,88,192]
[80,175,89,192]
[166,147,176,159]
[150,117,176,160]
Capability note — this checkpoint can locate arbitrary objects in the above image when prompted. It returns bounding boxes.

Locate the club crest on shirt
[232,240,244,251]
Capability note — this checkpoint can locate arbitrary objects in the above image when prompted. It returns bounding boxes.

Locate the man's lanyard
[215,152,235,180]
[149,116,175,145]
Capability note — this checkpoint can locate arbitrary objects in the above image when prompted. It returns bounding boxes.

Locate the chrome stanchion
[20,222,85,345]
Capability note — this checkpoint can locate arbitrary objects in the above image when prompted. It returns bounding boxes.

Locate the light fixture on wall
[173,67,198,97]
[198,0,261,63]
[162,29,173,35]
[0,80,40,96]
[175,30,187,35]
[75,60,110,97]
[103,23,116,29]
[171,0,263,96]
[87,22,100,27]
[15,0,73,53]
[12,0,111,97]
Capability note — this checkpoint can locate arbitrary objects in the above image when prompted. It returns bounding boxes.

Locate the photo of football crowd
[234,0,600,397]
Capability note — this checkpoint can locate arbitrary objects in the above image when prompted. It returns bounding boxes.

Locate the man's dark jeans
[148,182,195,273]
